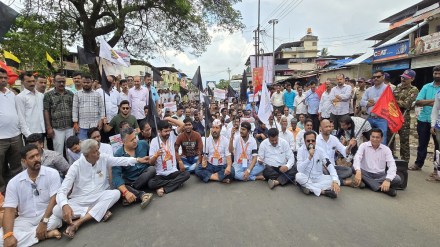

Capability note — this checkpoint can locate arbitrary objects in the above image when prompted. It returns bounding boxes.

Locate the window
[312,42,317,46]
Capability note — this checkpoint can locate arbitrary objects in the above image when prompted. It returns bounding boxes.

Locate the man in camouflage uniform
[354,78,367,118]
[392,70,419,162]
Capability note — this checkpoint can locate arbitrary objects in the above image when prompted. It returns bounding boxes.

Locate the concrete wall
[122,65,152,77]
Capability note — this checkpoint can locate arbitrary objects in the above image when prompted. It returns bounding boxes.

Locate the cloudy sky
[152,0,418,82]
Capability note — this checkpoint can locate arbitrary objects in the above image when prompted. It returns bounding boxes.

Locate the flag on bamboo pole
[98,37,128,67]
[371,85,404,133]
[100,65,111,96]
[257,80,273,125]
[3,51,20,68]
[227,84,236,98]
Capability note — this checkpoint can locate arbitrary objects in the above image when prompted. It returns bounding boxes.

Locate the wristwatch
[41,217,49,224]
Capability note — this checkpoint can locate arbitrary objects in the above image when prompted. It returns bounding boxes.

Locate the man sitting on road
[0,144,62,247]
[316,120,356,186]
[148,120,190,197]
[175,118,203,173]
[348,128,402,197]
[258,128,296,189]
[195,119,235,183]
[66,136,81,165]
[53,139,151,239]
[113,127,154,209]
[296,131,341,198]
[230,122,265,181]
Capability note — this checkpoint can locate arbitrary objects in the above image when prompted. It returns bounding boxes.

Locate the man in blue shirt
[283,83,296,114]
[410,66,440,174]
[305,82,320,133]
[113,127,155,209]
[360,70,388,144]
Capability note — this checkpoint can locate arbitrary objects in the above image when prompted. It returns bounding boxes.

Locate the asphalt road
[40,160,439,247]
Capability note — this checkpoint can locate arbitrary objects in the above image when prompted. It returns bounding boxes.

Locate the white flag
[257,80,273,125]
[99,37,128,67]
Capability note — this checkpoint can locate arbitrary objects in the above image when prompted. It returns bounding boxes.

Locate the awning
[347,20,429,66]
[412,52,440,69]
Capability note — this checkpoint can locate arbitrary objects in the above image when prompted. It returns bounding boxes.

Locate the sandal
[408,164,421,171]
[102,211,112,222]
[63,224,78,239]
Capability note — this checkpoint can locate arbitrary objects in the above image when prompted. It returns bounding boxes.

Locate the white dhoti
[0,214,61,247]
[296,173,338,196]
[53,190,120,222]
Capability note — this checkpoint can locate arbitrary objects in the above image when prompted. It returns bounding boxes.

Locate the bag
[395,159,408,190]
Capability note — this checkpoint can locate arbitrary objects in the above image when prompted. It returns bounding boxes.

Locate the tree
[22,0,244,66]
[216,79,229,89]
[1,14,71,75]
[320,47,329,57]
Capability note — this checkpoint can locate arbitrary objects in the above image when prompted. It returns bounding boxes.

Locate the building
[366,0,440,88]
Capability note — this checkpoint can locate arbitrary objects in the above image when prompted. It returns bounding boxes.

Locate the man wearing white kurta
[230,122,264,181]
[53,139,150,238]
[1,144,62,247]
[15,73,46,138]
[296,131,340,198]
[278,116,295,153]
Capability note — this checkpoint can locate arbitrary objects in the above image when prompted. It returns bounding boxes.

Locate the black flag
[100,65,111,96]
[191,66,204,92]
[151,66,164,82]
[77,46,96,65]
[240,70,248,102]
[207,86,214,97]
[227,85,236,98]
[0,1,18,42]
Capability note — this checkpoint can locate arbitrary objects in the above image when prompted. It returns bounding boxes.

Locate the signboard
[250,55,273,84]
[372,59,410,72]
[213,88,226,99]
[414,31,440,55]
[248,94,259,102]
[373,40,409,62]
[164,101,177,112]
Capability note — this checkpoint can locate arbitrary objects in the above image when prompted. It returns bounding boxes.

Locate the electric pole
[256,0,261,67]
[268,19,278,84]
[227,67,231,83]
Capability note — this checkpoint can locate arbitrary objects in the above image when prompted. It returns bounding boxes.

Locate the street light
[268,19,278,84]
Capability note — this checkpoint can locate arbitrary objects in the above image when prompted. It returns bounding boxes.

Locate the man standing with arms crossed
[330,74,352,130]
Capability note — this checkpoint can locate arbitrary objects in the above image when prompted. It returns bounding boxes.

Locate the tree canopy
[21,0,244,60]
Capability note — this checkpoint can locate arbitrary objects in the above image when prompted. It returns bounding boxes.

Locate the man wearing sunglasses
[360,70,389,144]
[296,131,340,198]
[103,100,139,134]
[1,144,62,246]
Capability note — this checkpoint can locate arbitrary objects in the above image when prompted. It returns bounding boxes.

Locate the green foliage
[1,14,71,75]
[320,47,329,57]
[216,79,229,89]
[20,0,244,61]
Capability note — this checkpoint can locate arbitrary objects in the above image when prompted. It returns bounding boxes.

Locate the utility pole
[227,67,231,83]
[268,19,278,84]
[256,0,261,67]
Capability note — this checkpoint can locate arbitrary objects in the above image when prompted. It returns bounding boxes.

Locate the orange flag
[371,85,404,133]
[315,82,327,99]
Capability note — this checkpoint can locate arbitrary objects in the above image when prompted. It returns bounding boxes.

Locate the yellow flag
[46,52,55,64]
[3,51,20,68]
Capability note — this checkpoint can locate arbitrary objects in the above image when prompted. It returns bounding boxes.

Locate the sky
[152,0,419,82]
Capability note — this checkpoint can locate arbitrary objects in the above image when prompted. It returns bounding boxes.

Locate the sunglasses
[121,107,130,110]
[373,75,382,79]
[31,183,39,196]
[306,140,316,143]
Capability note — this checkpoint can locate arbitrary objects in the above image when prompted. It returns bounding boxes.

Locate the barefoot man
[1,144,62,246]
[53,139,151,239]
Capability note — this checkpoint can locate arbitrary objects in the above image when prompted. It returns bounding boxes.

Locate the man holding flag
[360,70,389,144]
